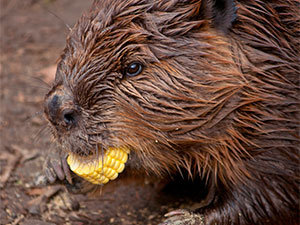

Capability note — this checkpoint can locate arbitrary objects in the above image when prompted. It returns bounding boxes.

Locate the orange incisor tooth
[67,147,129,185]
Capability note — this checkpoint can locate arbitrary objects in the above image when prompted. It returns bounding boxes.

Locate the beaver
[43,0,300,224]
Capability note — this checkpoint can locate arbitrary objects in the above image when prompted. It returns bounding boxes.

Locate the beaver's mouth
[67,147,130,185]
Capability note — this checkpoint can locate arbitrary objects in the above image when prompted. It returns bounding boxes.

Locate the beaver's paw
[160,209,205,225]
[44,151,73,184]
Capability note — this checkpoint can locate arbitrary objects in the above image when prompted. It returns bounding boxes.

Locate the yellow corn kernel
[67,147,130,185]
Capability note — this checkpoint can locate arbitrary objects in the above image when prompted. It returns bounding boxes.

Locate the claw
[164,209,191,217]
[51,158,65,181]
[44,165,56,184]
[43,151,73,185]
[62,155,73,184]
[160,209,205,225]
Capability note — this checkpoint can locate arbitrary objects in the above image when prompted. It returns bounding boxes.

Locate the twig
[0,150,22,188]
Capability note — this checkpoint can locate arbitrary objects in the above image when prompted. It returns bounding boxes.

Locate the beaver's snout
[44,91,79,129]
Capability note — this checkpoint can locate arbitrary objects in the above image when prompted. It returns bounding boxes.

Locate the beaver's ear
[200,0,237,33]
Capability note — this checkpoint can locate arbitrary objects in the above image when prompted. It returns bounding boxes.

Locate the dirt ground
[0,1,198,224]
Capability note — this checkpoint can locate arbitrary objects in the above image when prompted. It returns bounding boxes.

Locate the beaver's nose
[45,94,77,127]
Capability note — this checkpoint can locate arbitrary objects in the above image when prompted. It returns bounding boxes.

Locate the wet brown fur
[45,0,300,224]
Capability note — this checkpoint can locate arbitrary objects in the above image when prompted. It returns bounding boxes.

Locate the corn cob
[67,147,129,185]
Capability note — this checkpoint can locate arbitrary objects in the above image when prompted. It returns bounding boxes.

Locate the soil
[0,1,198,224]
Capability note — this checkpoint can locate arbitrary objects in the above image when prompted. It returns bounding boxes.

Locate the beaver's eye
[125,62,143,77]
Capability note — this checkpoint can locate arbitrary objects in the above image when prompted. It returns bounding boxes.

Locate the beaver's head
[44,0,249,183]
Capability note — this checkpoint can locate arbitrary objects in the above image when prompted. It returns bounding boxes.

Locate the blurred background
[0,1,194,224]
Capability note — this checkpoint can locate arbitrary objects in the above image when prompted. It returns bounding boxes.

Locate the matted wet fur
[44,0,300,224]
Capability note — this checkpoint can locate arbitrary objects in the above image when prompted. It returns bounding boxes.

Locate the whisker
[101,144,104,172]
[41,5,72,31]
[95,142,99,162]
[32,126,51,144]
[24,110,45,125]
[47,141,59,155]
[28,75,51,90]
